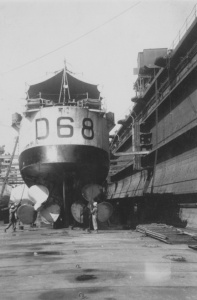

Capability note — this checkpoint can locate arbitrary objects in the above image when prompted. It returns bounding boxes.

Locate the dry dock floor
[0,226,197,300]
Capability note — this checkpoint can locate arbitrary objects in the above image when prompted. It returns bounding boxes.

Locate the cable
[1,2,140,75]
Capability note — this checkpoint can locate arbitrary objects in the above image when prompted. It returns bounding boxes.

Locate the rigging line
[59,75,64,103]
[1,2,140,75]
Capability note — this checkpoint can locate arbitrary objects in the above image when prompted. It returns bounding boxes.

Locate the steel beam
[112,151,150,156]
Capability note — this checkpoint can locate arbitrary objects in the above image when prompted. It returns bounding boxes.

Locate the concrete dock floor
[0,226,197,300]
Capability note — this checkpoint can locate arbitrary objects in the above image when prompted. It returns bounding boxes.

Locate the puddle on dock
[163,254,186,262]
[33,251,63,256]
[53,268,125,284]
[29,251,65,261]
[76,274,97,281]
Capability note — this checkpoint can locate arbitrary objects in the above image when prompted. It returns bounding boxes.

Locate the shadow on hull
[19,144,109,187]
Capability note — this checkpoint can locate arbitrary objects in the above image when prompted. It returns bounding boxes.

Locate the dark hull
[19,144,109,187]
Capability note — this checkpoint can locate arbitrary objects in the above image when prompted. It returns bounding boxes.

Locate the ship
[11,66,114,227]
[107,4,197,229]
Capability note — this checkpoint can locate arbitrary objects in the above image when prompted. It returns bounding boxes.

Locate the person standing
[81,205,91,232]
[132,203,138,229]
[3,203,18,232]
[91,202,98,233]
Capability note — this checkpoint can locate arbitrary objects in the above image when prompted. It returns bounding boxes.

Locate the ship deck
[1,225,197,300]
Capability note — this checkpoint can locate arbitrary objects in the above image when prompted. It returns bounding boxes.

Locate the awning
[27,70,100,103]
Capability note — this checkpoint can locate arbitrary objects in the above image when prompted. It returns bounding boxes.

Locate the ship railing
[174,41,197,74]
[110,125,133,152]
[77,98,102,110]
[171,4,197,51]
[26,98,53,110]
[110,104,134,151]
[25,97,103,111]
[118,128,132,147]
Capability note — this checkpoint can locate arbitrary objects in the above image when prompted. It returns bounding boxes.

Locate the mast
[63,60,71,105]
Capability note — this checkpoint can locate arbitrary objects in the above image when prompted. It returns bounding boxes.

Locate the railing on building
[171,4,197,50]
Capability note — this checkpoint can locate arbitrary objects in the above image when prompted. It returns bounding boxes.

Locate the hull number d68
[36,117,94,140]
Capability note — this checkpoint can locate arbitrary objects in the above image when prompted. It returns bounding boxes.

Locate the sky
[0,0,196,153]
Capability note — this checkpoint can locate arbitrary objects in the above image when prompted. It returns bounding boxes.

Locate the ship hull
[19,144,109,186]
[18,105,109,185]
